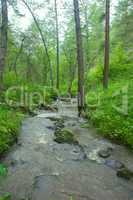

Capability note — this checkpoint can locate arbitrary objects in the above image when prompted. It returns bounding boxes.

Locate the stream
[0,99,133,200]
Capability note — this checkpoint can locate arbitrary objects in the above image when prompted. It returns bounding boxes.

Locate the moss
[54,128,78,144]
[117,168,133,180]
[0,193,11,200]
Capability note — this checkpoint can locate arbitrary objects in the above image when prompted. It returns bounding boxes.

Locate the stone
[98,147,113,158]
[17,141,22,146]
[38,104,57,112]
[105,160,125,170]
[117,168,133,180]
[54,118,65,131]
[54,128,78,145]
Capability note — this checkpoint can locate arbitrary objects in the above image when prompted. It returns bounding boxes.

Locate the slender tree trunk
[73,0,85,116]
[21,0,53,87]
[0,0,8,88]
[11,35,25,76]
[81,0,89,69]
[103,0,110,89]
[84,4,89,69]
[68,64,76,97]
[26,53,32,82]
[55,0,60,90]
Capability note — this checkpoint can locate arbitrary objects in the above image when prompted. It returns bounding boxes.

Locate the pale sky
[9,0,118,34]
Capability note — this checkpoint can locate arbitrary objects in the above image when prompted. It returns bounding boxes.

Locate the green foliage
[2,84,58,110]
[0,106,24,155]
[86,44,133,148]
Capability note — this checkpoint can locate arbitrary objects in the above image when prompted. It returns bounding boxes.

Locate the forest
[0,0,133,199]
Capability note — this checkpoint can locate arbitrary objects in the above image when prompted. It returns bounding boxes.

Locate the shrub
[0,106,24,155]
[86,43,133,149]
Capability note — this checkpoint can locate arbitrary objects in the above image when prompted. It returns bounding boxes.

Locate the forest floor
[0,99,133,200]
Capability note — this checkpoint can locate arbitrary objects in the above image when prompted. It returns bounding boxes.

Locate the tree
[112,0,133,52]
[54,0,60,89]
[73,0,85,116]
[0,0,8,87]
[80,0,90,69]
[21,0,53,86]
[103,0,110,89]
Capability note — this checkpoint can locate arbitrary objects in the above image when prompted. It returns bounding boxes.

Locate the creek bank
[0,99,133,200]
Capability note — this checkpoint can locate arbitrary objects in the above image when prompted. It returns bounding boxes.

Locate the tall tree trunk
[81,0,89,70]
[0,0,8,88]
[21,0,53,87]
[55,0,60,90]
[84,4,90,69]
[103,0,110,89]
[68,64,76,97]
[11,35,25,76]
[26,53,32,82]
[73,0,85,116]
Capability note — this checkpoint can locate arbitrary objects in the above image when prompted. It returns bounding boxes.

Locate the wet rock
[59,98,71,103]
[87,149,104,164]
[46,116,61,122]
[117,168,133,180]
[98,147,113,158]
[10,159,17,167]
[46,126,55,131]
[105,160,125,170]
[54,128,78,145]
[17,141,22,146]
[29,110,37,117]
[38,104,58,112]
[55,119,65,130]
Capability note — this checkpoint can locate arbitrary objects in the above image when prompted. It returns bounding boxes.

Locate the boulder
[54,128,78,145]
[98,147,113,158]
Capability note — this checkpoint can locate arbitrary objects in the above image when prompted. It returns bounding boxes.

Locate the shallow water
[0,100,133,200]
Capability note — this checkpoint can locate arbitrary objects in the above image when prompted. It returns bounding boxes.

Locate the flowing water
[0,99,133,200]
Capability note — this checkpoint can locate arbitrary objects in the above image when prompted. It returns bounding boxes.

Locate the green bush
[86,44,133,148]
[2,84,58,110]
[86,79,133,148]
[0,106,24,155]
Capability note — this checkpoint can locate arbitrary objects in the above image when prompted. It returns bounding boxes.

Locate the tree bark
[21,0,53,87]
[55,0,60,90]
[73,0,85,116]
[0,0,8,87]
[103,0,110,89]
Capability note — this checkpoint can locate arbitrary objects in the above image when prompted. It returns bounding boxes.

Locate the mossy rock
[117,168,133,180]
[80,123,90,129]
[55,119,65,130]
[54,128,78,145]
[0,193,11,200]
